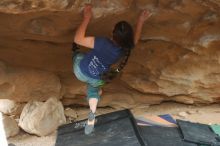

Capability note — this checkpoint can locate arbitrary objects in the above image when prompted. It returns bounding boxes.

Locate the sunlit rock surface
[0,0,220,106]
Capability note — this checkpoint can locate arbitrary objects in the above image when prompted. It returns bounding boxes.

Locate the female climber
[72,4,152,135]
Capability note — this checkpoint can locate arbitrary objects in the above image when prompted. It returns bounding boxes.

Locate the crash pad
[55,110,145,146]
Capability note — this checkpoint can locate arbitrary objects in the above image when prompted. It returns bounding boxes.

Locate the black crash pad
[55,110,144,146]
[138,126,198,146]
[177,120,220,146]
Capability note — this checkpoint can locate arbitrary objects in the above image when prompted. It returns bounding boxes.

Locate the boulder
[2,115,20,138]
[0,0,220,105]
[0,113,8,145]
[0,99,18,114]
[19,98,66,136]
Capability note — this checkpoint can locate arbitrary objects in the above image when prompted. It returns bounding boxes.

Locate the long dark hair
[101,21,135,83]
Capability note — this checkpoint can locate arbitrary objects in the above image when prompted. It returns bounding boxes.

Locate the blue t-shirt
[80,37,122,79]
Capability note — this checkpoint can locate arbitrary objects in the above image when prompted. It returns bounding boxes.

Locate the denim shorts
[73,53,105,100]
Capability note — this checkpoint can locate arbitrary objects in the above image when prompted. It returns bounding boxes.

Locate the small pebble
[186,110,197,114]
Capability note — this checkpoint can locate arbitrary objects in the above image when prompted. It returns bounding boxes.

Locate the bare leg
[85,84,102,134]
[87,98,98,125]
[84,98,98,135]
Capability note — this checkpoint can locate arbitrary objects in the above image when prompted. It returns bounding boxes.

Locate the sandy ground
[8,102,220,146]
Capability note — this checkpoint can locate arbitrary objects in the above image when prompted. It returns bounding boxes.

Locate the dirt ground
[8,102,220,146]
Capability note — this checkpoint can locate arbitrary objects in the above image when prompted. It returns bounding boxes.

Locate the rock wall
[0,0,220,106]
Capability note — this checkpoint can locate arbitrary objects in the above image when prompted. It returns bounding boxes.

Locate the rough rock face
[0,0,220,105]
[19,98,66,136]
[0,61,62,102]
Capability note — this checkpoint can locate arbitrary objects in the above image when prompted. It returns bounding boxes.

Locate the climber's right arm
[74,4,95,49]
[134,10,152,45]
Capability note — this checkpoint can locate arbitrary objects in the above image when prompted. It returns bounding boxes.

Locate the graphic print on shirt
[88,56,106,76]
